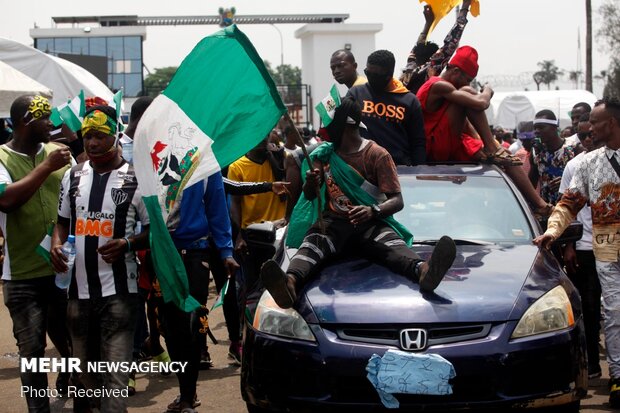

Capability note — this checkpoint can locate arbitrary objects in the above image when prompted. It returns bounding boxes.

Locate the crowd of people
[1,1,620,412]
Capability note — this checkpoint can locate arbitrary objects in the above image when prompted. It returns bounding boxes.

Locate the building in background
[31,20,145,98]
[29,14,381,127]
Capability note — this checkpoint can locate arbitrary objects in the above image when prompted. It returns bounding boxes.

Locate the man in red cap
[416,46,552,216]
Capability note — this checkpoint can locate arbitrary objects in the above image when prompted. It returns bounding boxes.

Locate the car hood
[303,244,543,324]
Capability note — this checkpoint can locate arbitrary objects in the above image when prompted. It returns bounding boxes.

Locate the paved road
[0,285,615,412]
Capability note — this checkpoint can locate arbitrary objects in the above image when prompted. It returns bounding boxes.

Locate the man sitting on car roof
[260,96,456,309]
[416,45,553,218]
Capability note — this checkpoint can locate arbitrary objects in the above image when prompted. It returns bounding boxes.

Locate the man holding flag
[133,25,286,412]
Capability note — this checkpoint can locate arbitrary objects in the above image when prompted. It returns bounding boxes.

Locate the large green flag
[133,25,286,312]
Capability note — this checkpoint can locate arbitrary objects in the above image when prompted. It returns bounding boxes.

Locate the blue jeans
[597,259,620,378]
[3,275,66,413]
[67,294,138,413]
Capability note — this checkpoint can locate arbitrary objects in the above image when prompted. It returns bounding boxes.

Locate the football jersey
[58,161,149,299]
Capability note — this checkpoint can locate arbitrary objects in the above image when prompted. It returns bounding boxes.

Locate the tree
[143,66,177,97]
[263,60,303,105]
[567,70,583,88]
[534,60,563,90]
[263,60,301,86]
[598,0,620,98]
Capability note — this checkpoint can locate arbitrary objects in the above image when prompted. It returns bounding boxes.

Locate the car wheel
[246,402,273,413]
[539,400,580,413]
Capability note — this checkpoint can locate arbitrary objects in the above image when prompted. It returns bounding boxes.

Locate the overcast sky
[0,0,612,94]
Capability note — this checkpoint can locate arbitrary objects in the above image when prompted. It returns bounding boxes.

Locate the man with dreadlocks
[260,96,456,309]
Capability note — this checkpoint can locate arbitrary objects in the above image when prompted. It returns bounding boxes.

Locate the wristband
[123,237,131,252]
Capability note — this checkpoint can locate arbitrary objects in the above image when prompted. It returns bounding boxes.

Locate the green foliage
[263,60,302,105]
[534,60,563,90]
[598,1,620,98]
[143,66,178,97]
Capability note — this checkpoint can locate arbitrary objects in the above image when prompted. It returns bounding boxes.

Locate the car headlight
[511,285,575,339]
[252,290,316,342]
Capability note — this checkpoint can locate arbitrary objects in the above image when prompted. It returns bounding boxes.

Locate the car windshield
[395,174,533,244]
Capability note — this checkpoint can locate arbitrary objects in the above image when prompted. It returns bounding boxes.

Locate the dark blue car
[241,164,587,412]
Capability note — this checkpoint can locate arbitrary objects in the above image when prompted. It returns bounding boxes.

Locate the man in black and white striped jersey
[51,104,149,413]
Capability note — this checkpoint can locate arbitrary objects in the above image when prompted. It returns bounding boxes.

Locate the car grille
[334,323,492,349]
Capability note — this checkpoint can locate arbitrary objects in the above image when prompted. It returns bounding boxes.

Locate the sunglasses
[577,132,591,140]
[364,69,391,78]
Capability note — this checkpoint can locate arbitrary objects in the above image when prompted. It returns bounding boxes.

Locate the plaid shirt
[546,146,620,262]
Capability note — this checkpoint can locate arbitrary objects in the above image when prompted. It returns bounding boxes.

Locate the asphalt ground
[0,283,615,413]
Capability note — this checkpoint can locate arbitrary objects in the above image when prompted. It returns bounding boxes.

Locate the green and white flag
[210,279,230,311]
[35,224,53,264]
[133,25,286,312]
[112,89,125,134]
[50,90,85,131]
[315,84,341,127]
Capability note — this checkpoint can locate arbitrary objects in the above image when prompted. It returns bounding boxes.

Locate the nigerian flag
[133,25,286,312]
[210,279,229,311]
[315,84,341,127]
[50,90,85,131]
[35,224,53,264]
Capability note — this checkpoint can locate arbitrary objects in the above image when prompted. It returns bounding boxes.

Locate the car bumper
[241,319,587,412]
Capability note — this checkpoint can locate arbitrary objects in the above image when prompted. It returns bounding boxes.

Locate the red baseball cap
[449,46,479,78]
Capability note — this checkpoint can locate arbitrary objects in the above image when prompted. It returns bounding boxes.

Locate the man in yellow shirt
[228,138,287,293]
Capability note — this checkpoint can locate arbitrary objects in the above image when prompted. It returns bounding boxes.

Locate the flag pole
[283,113,326,234]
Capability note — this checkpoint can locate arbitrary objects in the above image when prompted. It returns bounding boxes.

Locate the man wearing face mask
[227,138,287,294]
[261,97,456,309]
[51,105,150,413]
[346,50,426,166]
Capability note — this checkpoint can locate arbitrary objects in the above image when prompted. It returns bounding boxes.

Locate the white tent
[0,60,52,118]
[488,90,598,130]
[0,37,113,108]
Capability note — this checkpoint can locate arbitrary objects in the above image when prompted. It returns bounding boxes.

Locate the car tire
[246,402,273,413]
[539,400,580,413]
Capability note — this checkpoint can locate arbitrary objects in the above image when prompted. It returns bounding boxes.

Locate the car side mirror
[245,221,276,250]
[553,220,583,245]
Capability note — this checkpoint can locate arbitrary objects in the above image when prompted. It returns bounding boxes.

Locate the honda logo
[400,328,427,351]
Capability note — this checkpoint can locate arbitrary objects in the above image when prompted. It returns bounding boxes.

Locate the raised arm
[428,0,471,76]
[0,144,71,213]
[416,5,435,47]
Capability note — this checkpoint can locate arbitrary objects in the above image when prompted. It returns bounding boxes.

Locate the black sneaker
[260,259,296,309]
[166,394,201,413]
[228,341,242,366]
[610,377,620,408]
[199,349,214,370]
[418,236,456,292]
[588,364,602,379]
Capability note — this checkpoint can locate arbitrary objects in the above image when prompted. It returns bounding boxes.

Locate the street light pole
[270,23,284,85]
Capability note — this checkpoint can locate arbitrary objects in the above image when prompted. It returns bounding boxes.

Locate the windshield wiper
[413,239,494,246]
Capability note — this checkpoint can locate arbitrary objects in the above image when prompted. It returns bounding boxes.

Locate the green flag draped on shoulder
[286,143,413,249]
[133,25,286,312]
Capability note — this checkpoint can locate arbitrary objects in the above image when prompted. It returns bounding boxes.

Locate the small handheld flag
[211,279,230,311]
[315,85,341,127]
[50,90,85,132]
